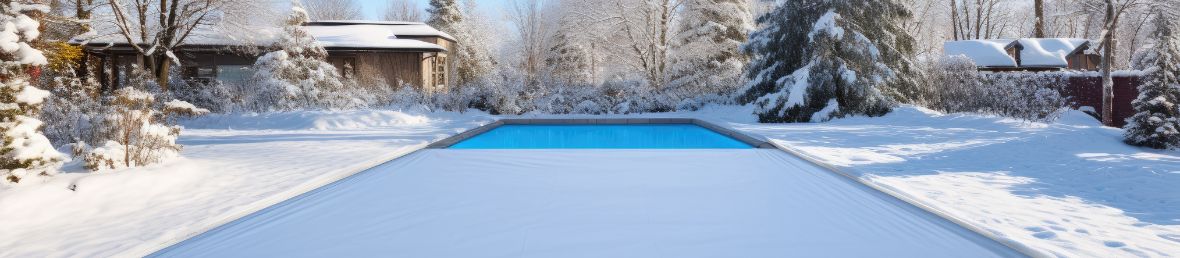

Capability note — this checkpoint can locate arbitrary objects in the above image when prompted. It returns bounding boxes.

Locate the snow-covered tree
[383,0,423,22]
[0,1,64,184]
[740,0,919,122]
[665,0,751,103]
[544,24,592,87]
[303,0,362,20]
[103,0,270,92]
[249,3,355,111]
[426,0,496,87]
[1124,11,1180,149]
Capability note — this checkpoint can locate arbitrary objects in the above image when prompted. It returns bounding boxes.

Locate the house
[943,38,1100,71]
[73,20,455,93]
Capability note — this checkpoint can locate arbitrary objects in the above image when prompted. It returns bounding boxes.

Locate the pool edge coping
[425,118,778,149]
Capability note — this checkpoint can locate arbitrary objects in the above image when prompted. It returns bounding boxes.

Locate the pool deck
[426,118,778,149]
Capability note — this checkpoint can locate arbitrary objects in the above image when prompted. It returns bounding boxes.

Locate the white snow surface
[75,22,449,51]
[944,40,1017,67]
[0,109,493,257]
[1017,38,1089,67]
[301,24,445,50]
[726,106,1180,257]
[153,149,1017,258]
[2,104,1179,257]
[310,20,456,41]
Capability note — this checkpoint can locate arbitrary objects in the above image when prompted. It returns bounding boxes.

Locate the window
[216,65,251,83]
[184,66,217,84]
[431,55,447,90]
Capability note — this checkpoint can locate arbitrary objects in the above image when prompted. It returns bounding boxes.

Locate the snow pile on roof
[301,24,444,50]
[943,40,1017,67]
[74,20,452,51]
[1016,38,1089,67]
[306,20,455,41]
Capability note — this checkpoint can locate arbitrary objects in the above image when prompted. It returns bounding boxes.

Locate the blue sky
[353,0,513,20]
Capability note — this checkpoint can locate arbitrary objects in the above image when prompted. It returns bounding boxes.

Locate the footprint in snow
[1103,241,1126,248]
[1032,231,1057,239]
[1161,234,1180,243]
[1024,226,1057,239]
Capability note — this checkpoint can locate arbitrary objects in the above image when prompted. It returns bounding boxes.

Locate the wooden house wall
[1066,54,1100,71]
[84,42,452,95]
[352,52,424,90]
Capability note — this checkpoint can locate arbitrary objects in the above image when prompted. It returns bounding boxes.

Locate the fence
[1059,74,1139,127]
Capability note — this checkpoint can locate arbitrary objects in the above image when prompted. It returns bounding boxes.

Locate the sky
[353,0,514,21]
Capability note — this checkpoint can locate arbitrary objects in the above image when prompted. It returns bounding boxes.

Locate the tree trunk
[1101,0,1116,126]
[1034,0,1045,37]
[950,0,960,40]
[154,56,171,92]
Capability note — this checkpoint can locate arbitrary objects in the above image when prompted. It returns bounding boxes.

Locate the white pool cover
[153,150,1022,257]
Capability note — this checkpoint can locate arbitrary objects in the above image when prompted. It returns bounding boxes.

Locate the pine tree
[0,0,64,183]
[740,0,919,122]
[1124,11,1180,149]
[250,2,353,111]
[666,0,752,103]
[544,24,592,86]
[426,0,495,87]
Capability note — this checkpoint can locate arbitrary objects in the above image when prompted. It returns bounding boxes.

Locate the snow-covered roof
[1013,38,1090,67]
[302,24,447,50]
[943,40,1017,67]
[74,20,452,52]
[944,38,1092,68]
[306,20,456,42]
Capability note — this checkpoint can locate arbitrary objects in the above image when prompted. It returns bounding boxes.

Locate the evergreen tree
[740,0,919,122]
[1124,11,1180,149]
[250,2,353,111]
[426,0,495,87]
[666,0,752,103]
[0,0,64,183]
[544,24,592,86]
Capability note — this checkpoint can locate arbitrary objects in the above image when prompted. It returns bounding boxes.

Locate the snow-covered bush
[1,1,64,184]
[1124,12,1180,149]
[40,73,102,146]
[915,56,1068,122]
[351,64,396,107]
[390,84,427,109]
[740,1,919,123]
[919,55,982,112]
[170,77,234,114]
[981,73,1068,121]
[249,4,356,111]
[84,87,181,171]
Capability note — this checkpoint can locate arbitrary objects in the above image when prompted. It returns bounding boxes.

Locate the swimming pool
[449,124,753,149]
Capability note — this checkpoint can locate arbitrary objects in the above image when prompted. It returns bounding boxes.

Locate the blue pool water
[449,124,753,149]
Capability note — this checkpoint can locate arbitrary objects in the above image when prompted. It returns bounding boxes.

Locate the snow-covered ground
[722,106,1180,257]
[2,105,1177,257]
[0,109,493,257]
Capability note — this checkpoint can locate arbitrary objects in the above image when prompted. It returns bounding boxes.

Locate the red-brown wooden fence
[1061,74,1139,127]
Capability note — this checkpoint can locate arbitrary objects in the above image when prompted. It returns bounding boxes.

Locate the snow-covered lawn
[0,109,492,257]
[723,107,1180,257]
